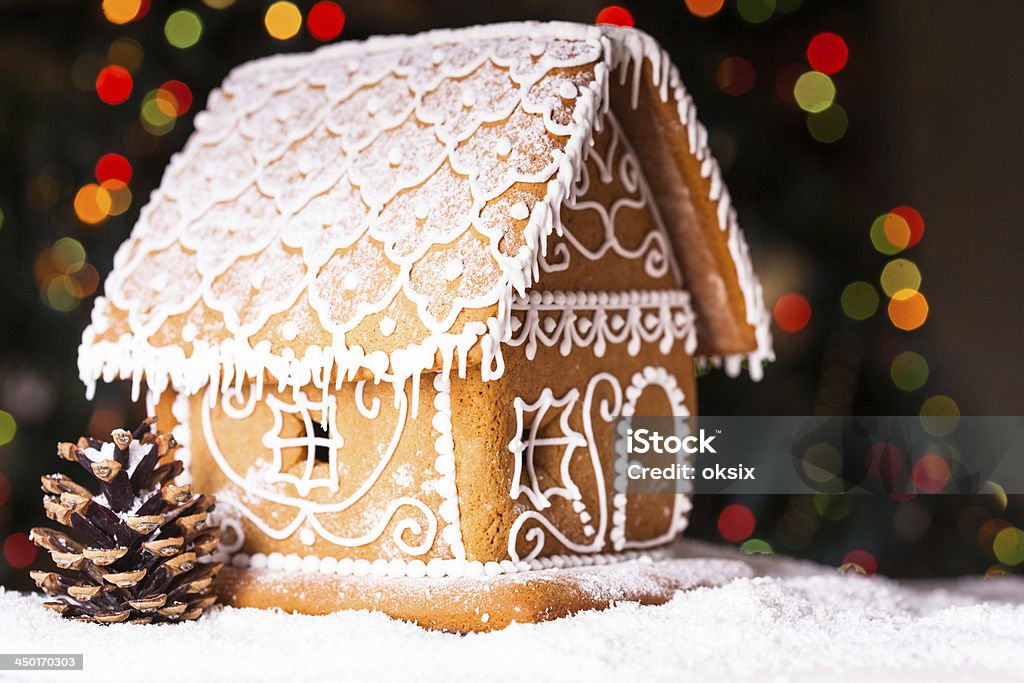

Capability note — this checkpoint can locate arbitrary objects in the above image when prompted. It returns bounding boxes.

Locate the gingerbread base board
[216,556,753,632]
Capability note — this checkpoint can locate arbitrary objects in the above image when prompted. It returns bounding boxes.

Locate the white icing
[79,21,771,407]
[432,374,465,560]
[226,547,664,579]
[508,366,691,562]
[204,383,438,556]
[508,289,697,360]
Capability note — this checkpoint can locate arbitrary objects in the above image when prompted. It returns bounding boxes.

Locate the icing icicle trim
[79,21,771,407]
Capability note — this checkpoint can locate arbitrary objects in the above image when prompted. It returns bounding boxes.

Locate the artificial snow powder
[3,541,1022,682]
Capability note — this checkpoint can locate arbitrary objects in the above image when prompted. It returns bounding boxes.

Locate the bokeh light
[718,504,756,542]
[871,212,908,255]
[141,89,176,135]
[3,533,36,570]
[840,549,877,575]
[802,443,841,483]
[840,281,879,320]
[102,0,146,25]
[266,1,303,39]
[993,527,1024,566]
[773,292,811,332]
[890,351,929,391]
[202,0,235,7]
[888,289,928,330]
[160,80,193,116]
[34,237,99,312]
[95,65,132,105]
[595,5,634,27]
[308,1,345,41]
[806,104,847,142]
[740,538,773,554]
[686,0,725,18]
[793,71,835,113]
[0,410,15,446]
[95,153,132,184]
[737,0,775,24]
[101,179,132,216]
[920,394,959,437]
[806,32,848,74]
[890,205,925,246]
[107,38,144,72]
[880,258,922,297]
[165,9,203,49]
[716,57,755,96]
[913,454,951,493]
[73,183,112,224]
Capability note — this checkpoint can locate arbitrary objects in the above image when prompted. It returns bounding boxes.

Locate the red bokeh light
[3,532,36,569]
[890,205,925,247]
[718,504,756,543]
[716,56,756,97]
[806,32,848,75]
[95,65,133,105]
[95,153,132,184]
[841,549,877,575]
[866,442,904,480]
[773,293,811,333]
[308,1,345,41]
[160,80,193,116]
[913,454,951,493]
[595,6,635,27]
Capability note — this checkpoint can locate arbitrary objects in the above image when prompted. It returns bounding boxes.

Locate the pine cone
[29,418,223,624]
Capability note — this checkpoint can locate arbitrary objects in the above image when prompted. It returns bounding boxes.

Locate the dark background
[0,0,1021,589]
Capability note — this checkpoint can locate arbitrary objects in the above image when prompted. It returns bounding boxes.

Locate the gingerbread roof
[79,22,772,401]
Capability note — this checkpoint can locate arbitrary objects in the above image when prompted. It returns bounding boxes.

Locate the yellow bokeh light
[103,0,142,25]
[165,10,203,49]
[0,410,15,446]
[888,288,928,330]
[890,351,929,391]
[880,258,922,297]
[993,527,1024,566]
[920,394,959,437]
[141,90,176,135]
[840,281,878,321]
[51,237,87,273]
[73,184,112,225]
[265,1,302,40]
[202,0,236,7]
[793,71,835,113]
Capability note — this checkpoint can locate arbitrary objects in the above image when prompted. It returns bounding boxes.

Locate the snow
[2,540,1022,683]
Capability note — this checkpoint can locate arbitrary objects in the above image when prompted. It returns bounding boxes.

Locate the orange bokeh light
[888,289,929,330]
[686,0,725,18]
[73,184,112,224]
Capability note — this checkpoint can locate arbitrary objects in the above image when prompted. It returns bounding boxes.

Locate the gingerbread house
[78,21,772,629]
